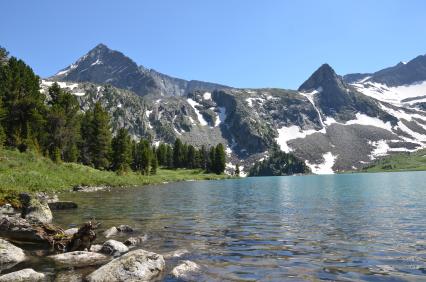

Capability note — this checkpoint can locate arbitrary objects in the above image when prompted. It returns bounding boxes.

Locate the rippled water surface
[54,172,426,281]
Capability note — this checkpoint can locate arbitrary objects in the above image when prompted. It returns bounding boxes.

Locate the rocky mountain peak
[298,64,345,92]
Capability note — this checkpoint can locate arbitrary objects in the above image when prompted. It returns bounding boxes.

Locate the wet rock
[0,239,26,271]
[117,224,133,233]
[89,244,103,252]
[0,215,53,246]
[0,204,15,216]
[163,248,190,259]
[100,239,129,256]
[86,249,165,282]
[49,251,111,268]
[0,268,45,282]
[171,260,201,281]
[19,193,53,224]
[103,226,118,238]
[64,227,79,236]
[72,185,108,192]
[48,201,78,210]
[36,192,59,203]
[124,235,148,247]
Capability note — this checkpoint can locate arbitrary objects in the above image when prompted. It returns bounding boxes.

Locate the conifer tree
[150,146,158,174]
[214,143,226,174]
[156,143,167,166]
[111,128,132,172]
[166,144,173,168]
[79,110,93,165]
[90,102,111,170]
[235,164,240,176]
[173,138,183,168]
[187,145,196,169]
[208,146,216,173]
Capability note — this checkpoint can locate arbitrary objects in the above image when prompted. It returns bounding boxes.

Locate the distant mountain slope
[45,46,426,174]
[51,44,230,97]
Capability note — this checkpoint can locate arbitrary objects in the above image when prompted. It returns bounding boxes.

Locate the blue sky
[1,0,426,89]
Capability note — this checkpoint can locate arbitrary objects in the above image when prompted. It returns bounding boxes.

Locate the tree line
[0,46,226,175]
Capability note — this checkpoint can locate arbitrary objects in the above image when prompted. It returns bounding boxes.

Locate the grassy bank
[0,149,231,197]
[360,148,426,173]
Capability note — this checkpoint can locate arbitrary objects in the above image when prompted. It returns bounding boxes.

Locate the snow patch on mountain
[203,92,211,100]
[306,152,336,174]
[187,98,208,126]
[345,113,393,131]
[215,107,227,126]
[276,126,321,153]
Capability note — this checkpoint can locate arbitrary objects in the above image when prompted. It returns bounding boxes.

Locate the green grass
[0,149,231,198]
[360,148,426,173]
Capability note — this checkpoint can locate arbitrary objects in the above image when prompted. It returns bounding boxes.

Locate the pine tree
[199,145,208,170]
[166,144,173,168]
[156,143,167,166]
[150,146,158,175]
[173,138,183,168]
[111,128,132,172]
[0,96,5,148]
[235,164,240,176]
[214,143,226,174]
[90,102,111,170]
[208,146,216,173]
[79,110,93,165]
[0,57,46,150]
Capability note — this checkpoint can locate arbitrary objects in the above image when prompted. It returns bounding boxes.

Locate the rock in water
[124,235,148,247]
[103,226,118,238]
[0,239,26,271]
[0,268,45,282]
[64,227,79,236]
[100,240,129,256]
[86,249,165,282]
[49,251,111,268]
[19,193,53,224]
[117,225,133,233]
[48,201,78,210]
[171,260,201,281]
[163,248,189,259]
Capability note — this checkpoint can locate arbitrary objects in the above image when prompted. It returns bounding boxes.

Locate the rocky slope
[43,44,426,174]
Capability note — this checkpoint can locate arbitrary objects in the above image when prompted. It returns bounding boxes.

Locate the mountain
[44,45,426,175]
[51,43,230,97]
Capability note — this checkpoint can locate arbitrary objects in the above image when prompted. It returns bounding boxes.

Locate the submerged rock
[117,225,133,233]
[0,268,45,282]
[48,201,78,210]
[0,239,26,271]
[49,251,111,268]
[100,240,129,256]
[124,235,148,247]
[55,270,83,282]
[19,193,53,224]
[171,260,201,281]
[103,226,118,238]
[86,249,165,282]
[163,248,190,259]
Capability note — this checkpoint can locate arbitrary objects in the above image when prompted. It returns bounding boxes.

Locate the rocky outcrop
[0,239,26,270]
[49,251,110,268]
[19,193,53,224]
[100,240,128,256]
[86,249,165,282]
[171,260,201,281]
[0,268,45,282]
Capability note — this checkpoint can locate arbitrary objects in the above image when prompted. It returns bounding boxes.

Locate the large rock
[100,240,128,256]
[0,215,51,246]
[0,204,15,216]
[163,249,189,259]
[86,249,165,282]
[64,227,79,236]
[117,225,133,233]
[19,193,53,224]
[0,268,45,282]
[0,239,26,270]
[171,260,201,281]
[49,251,111,268]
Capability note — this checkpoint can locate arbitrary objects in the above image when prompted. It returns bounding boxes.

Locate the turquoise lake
[53,171,426,281]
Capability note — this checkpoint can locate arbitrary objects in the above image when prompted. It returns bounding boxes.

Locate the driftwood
[0,215,99,253]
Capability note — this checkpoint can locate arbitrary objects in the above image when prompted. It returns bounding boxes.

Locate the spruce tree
[166,144,173,168]
[79,110,93,165]
[208,146,216,173]
[187,145,196,169]
[235,164,240,176]
[111,128,132,172]
[156,143,167,166]
[214,143,226,174]
[90,102,111,170]
[173,138,183,168]
[150,146,158,174]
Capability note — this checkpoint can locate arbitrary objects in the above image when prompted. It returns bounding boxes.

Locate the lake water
[53,172,426,281]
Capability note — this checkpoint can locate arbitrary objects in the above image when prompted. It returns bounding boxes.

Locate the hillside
[0,149,230,195]
[360,149,426,172]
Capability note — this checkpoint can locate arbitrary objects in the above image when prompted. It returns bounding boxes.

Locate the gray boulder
[100,240,129,256]
[64,227,79,236]
[19,193,53,224]
[89,244,103,252]
[0,204,15,215]
[171,260,201,281]
[103,226,118,238]
[0,239,26,270]
[117,225,133,233]
[0,215,49,245]
[49,251,110,268]
[86,249,165,282]
[0,268,45,282]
